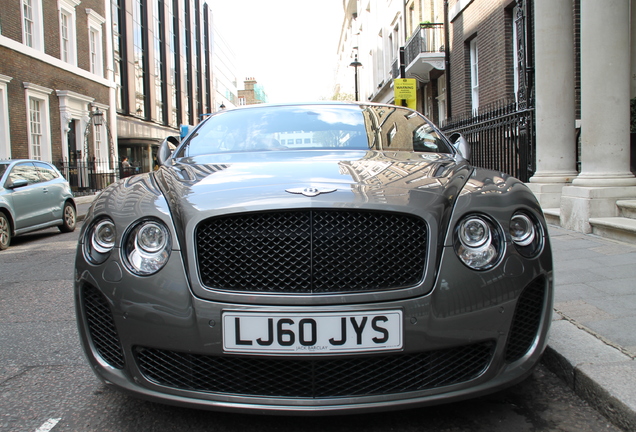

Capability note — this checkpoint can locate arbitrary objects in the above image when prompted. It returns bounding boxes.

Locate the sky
[207,0,343,104]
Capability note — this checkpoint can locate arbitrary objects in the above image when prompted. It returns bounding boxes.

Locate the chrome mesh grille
[505,276,547,362]
[196,210,428,293]
[135,342,494,398]
[82,283,125,369]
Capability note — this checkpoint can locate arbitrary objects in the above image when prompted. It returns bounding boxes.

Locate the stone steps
[589,217,636,243]
[617,200,636,219]
[543,200,636,244]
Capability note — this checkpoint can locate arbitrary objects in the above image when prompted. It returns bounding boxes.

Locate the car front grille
[135,342,494,398]
[81,283,125,369]
[196,210,428,294]
[504,276,547,363]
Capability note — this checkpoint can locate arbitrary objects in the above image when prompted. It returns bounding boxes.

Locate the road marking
[35,418,61,432]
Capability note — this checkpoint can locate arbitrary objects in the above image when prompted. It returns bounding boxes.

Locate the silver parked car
[0,159,76,249]
[75,102,553,414]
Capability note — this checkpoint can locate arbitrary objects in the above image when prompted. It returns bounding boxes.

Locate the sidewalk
[544,225,636,431]
[71,194,636,430]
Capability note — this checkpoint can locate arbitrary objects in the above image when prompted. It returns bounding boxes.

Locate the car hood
[153,150,471,243]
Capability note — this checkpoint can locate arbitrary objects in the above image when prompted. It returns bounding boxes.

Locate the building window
[511,6,520,103]
[0,75,11,160]
[437,75,446,122]
[87,9,105,77]
[132,0,147,118]
[183,0,192,123]
[61,12,71,61]
[59,1,78,65]
[24,83,52,161]
[470,39,479,113]
[22,0,44,49]
[112,0,125,112]
[89,29,98,72]
[153,0,165,123]
[29,99,43,159]
[168,0,180,127]
[93,122,103,162]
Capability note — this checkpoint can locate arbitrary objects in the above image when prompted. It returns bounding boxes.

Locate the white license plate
[223,310,403,354]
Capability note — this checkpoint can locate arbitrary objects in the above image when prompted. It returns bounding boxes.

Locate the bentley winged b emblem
[285,187,337,197]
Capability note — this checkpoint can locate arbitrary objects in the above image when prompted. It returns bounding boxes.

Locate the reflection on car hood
[154,150,471,227]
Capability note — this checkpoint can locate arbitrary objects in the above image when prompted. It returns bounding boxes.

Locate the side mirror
[156,136,180,166]
[449,132,471,161]
[7,178,28,189]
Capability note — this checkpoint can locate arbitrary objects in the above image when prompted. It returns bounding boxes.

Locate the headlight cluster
[84,218,116,265]
[454,211,543,270]
[84,218,171,276]
[510,212,543,257]
[455,215,503,270]
[123,220,172,275]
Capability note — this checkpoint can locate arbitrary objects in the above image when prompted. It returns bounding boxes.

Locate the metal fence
[55,159,136,194]
[441,101,535,182]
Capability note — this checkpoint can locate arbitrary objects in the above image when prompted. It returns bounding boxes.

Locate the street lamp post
[349,55,362,101]
[82,105,114,191]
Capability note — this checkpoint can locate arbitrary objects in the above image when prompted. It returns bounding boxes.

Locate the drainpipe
[444,0,452,118]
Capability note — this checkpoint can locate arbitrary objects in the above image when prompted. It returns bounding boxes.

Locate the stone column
[528,0,578,208]
[560,0,636,232]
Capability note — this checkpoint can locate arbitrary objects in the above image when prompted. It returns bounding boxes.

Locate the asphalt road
[0,225,625,432]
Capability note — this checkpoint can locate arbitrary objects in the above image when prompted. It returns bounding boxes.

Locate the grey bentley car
[75,102,553,414]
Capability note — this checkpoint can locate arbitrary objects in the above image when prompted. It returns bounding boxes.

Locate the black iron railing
[441,101,535,182]
[55,159,133,194]
[404,23,445,67]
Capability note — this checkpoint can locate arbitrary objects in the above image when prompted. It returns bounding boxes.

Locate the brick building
[237,77,268,106]
[335,0,636,240]
[0,0,112,169]
[1,0,239,182]
[335,0,525,122]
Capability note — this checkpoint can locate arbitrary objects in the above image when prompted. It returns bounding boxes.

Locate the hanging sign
[393,78,417,110]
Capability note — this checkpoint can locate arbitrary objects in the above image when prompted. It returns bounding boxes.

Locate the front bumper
[74,244,553,415]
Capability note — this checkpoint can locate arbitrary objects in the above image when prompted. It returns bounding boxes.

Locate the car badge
[285,187,337,197]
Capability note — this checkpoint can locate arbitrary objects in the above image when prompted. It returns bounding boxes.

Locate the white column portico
[527,0,578,208]
[560,0,636,233]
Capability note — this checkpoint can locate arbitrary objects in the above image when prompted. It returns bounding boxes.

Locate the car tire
[0,213,10,250]
[59,202,77,233]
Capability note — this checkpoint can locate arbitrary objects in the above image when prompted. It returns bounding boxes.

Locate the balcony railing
[404,23,445,67]
[391,58,400,79]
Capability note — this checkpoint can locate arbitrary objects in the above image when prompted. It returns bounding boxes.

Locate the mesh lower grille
[196,210,428,294]
[82,283,125,369]
[505,276,547,362]
[135,342,494,398]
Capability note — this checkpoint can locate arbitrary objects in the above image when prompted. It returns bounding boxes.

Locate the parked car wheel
[59,202,76,233]
[0,213,10,250]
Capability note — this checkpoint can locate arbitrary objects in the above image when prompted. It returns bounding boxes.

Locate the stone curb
[542,319,636,431]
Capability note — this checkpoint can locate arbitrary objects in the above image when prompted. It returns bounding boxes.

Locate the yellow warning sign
[394,78,417,110]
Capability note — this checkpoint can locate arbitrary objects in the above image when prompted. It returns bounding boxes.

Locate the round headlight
[510,212,543,257]
[93,220,116,254]
[459,217,490,248]
[84,218,116,265]
[510,213,535,247]
[455,215,503,271]
[123,219,171,276]
[137,222,168,253]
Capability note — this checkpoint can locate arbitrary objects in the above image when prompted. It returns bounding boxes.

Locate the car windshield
[0,163,8,180]
[176,104,453,157]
